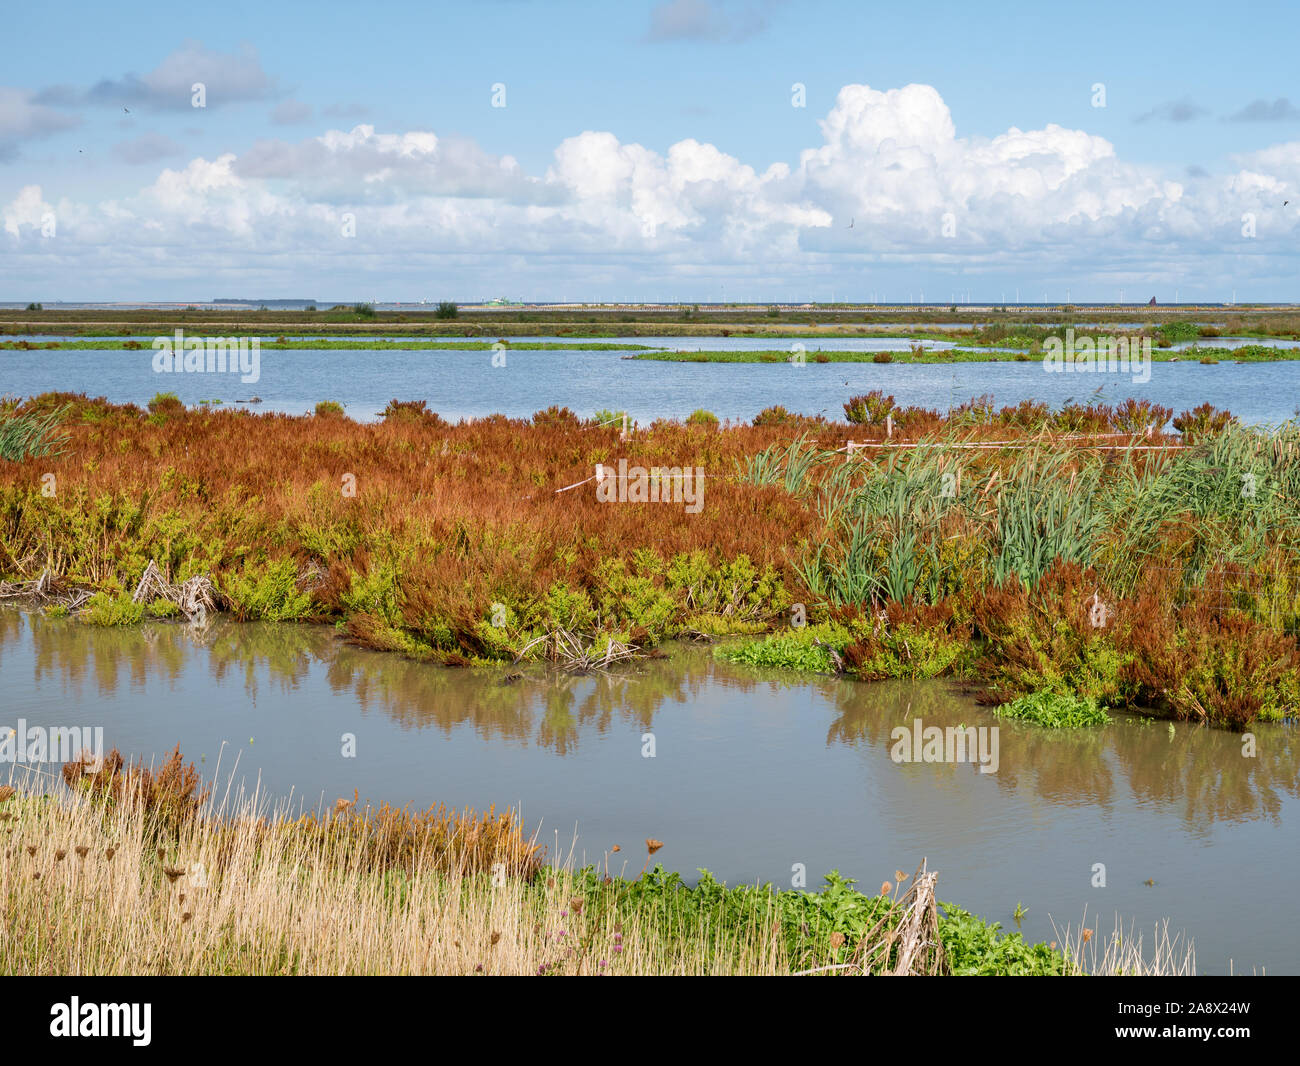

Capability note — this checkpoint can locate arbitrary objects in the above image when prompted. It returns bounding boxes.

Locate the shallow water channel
[6,339,1300,425]
[1,610,1296,973]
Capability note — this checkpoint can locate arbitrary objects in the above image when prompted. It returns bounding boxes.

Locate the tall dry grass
[1052,915,1199,976]
[0,762,1202,977]
[0,768,787,976]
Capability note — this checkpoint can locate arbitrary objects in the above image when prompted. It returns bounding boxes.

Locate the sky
[2,0,1298,303]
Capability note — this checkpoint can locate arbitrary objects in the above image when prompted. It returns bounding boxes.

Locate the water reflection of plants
[10,616,1297,825]
[824,677,1299,827]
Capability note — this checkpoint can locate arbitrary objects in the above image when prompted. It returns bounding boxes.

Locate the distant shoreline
[0,339,659,352]
[4,306,1300,343]
[627,344,1300,364]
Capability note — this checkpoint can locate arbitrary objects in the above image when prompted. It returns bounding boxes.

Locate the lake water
[1170,336,1300,350]
[2,610,1295,974]
[4,341,1300,425]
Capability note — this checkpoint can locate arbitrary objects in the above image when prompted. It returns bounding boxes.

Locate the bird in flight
[123,107,130,114]
[847,218,855,228]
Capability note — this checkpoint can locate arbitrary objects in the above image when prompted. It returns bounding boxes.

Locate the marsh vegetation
[1,392,1296,728]
[0,753,1193,976]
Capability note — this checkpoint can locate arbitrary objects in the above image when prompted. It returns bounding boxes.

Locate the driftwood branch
[791,859,947,976]
[512,628,644,673]
[850,859,946,976]
[130,560,216,622]
[811,637,845,672]
[0,568,93,611]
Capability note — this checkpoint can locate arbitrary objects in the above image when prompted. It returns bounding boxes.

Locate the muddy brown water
[1,610,1296,973]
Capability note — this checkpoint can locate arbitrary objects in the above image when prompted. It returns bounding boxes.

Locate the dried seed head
[163,866,185,883]
[490,932,501,946]
[1082,928,1094,944]
[645,838,663,856]
[895,870,908,882]
[179,893,186,904]
[568,897,583,914]
[0,785,15,803]
[25,845,36,857]
[181,912,193,923]
[104,847,116,860]
[54,849,66,862]
[880,881,893,896]
[610,844,620,853]
[156,848,165,861]
[75,846,89,860]
[830,931,846,949]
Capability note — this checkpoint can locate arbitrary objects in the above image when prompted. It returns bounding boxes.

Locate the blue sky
[3,0,1298,301]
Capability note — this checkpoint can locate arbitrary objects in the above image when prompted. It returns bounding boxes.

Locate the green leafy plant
[994,690,1111,728]
[82,592,145,627]
[221,559,313,621]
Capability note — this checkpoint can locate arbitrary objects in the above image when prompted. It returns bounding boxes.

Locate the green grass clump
[1158,322,1201,343]
[994,690,1111,728]
[0,405,70,461]
[221,559,314,621]
[82,592,145,626]
[848,624,970,681]
[714,624,848,673]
